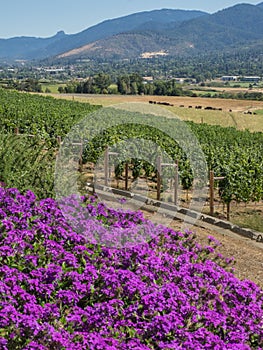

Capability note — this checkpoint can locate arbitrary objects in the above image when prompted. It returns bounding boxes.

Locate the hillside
[1,4,263,61]
[0,9,206,61]
[57,32,177,60]
[57,4,263,60]
[0,30,68,60]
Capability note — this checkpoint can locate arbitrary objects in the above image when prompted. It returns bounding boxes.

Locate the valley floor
[49,93,263,132]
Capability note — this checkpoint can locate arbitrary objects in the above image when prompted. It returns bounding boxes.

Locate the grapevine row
[0,89,262,210]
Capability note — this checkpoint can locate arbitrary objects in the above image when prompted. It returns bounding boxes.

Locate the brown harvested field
[53,93,263,111]
[50,93,263,132]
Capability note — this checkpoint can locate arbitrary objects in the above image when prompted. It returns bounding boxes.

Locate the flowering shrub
[0,186,262,349]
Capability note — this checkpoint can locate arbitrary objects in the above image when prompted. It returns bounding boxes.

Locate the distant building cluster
[221,75,261,83]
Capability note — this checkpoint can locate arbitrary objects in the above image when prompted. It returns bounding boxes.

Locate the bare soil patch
[142,210,263,289]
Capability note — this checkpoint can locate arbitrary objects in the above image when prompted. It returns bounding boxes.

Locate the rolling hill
[1,3,263,61]
[55,4,263,60]
[0,9,206,61]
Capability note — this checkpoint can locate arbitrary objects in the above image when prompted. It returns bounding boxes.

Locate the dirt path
[143,211,263,289]
[87,180,263,289]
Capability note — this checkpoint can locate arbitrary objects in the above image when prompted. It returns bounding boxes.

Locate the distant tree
[117,75,131,94]
[94,73,111,93]
[6,78,42,93]
[130,81,138,95]
[108,85,118,94]
[58,86,65,93]
[153,81,167,95]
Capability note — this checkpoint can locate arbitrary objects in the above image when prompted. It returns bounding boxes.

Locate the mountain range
[1,2,263,62]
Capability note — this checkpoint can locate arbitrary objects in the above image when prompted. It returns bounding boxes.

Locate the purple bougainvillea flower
[0,187,262,349]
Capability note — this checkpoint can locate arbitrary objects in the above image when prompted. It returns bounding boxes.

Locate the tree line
[58,73,196,97]
[58,73,263,100]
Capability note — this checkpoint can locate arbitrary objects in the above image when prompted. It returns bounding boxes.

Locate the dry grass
[49,93,263,132]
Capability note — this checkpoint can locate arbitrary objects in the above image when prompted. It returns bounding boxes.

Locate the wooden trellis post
[71,141,83,172]
[79,142,83,171]
[157,156,162,200]
[209,170,225,216]
[104,146,119,186]
[57,135,62,146]
[125,162,129,191]
[104,146,109,186]
[209,170,215,216]
[174,162,179,206]
[157,156,179,204]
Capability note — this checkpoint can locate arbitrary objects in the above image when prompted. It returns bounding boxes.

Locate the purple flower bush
[0,186,262,349]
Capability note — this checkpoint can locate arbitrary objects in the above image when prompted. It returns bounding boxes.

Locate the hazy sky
[0,0,261,38]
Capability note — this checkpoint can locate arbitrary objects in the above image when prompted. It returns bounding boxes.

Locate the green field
[40,82,66,93]
[190,90,218,97]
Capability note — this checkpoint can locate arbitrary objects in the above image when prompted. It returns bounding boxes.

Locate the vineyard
[0,89,263,349]
[0,89,100,145]
[0,89,262,223]
[0,89,100,197]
